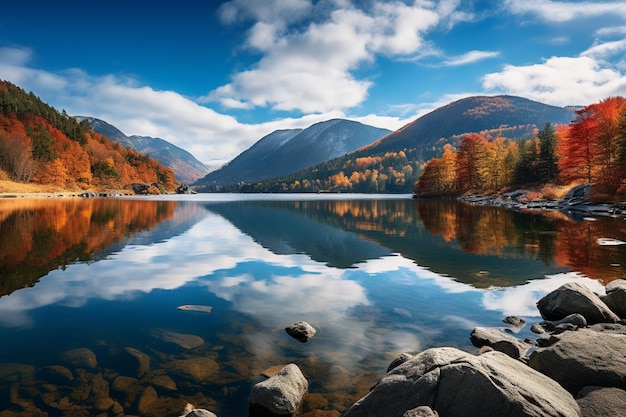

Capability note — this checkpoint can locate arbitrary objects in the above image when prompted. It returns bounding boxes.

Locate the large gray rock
[601,279,626,319]
[342,347,580,417]
[470,327,532,359]
[249,363,308,416]
[576,386,626,417]
[536,282,619,324]
[528,329,626,394]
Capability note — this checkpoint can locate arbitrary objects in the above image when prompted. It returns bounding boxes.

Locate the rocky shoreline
[455,183,626,221]
[178,279,626,417]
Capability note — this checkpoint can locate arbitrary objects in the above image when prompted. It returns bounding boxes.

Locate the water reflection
[0,195,624,417]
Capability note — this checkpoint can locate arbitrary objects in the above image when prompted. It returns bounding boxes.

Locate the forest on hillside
[0,81,178,193]
[415,96,626,202]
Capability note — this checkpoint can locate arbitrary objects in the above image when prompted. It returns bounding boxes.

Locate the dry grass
[0,179,131,197]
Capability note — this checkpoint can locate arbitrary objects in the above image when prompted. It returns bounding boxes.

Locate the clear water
[0,194,624,416]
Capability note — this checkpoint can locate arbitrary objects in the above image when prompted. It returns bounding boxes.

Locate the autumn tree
[455,133,488,191]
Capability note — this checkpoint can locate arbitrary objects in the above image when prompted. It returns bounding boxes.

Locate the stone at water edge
[285,321,317,342]
[179,403,218,417]
[536,281,619,324]
[342,347,581,417]
[470,327,532,359]
[528,328,626,394]
[601,279,626,319]
[249,363,308,416]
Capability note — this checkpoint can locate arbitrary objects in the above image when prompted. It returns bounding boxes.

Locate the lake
[1,194,625,417]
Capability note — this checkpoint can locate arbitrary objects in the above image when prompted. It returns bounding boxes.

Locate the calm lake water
[1,194,625,417]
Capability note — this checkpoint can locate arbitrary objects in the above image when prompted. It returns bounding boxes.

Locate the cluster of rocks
[0,329,222,417]
[342,279,626,417]
[457,184,626,220]
[184,281,626,417]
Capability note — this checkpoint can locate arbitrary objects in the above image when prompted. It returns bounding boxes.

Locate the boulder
[59,348,98,369]
[528,329,626,393]
[285,321,317,343]
[249,363,308,416]
[538,313,588,332]
[601,280,626,318]
[469,327,531,359]
[342,347,580,417]
[576,386,626,417]
[121,347,150,378]
[536,282,619,324]
[183,409,218,417]
[502,316,526,331]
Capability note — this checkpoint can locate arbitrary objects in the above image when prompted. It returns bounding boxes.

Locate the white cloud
[505,0,626,22]
[207,1,469,114]
[482,54,626,106]
[0,46,405,169]
[442,50,500,67]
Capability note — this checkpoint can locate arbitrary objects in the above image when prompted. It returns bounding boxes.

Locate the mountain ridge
[77,116,210,184]
[195,118,391,189]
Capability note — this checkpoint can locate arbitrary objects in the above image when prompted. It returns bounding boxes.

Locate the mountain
[222,95,580,194]
[78,116,210,184]
[363,95,577,158]
[194,119,391,189]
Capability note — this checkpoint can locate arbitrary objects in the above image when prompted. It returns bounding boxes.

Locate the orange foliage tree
[558,96,626,198]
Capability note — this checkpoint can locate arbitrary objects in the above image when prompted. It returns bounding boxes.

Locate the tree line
[0,81,178,193]
[415,96,626,202]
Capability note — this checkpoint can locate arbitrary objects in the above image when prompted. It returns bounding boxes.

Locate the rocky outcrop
[528,329,626,394]
[285,321,317,343]
[536,282,619,324]
[342,347,580,417]
[601,279,626,318]
[576,386,626,417]
[249,363,308,416]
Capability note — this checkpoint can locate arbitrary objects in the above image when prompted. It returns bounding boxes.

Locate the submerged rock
[285,321,317,343]
[177,305,213,314]
[342,347,580,417]
[151,328,205,349]
[59,348,98,369]
[121,347,150,378]
[249,363,308,416]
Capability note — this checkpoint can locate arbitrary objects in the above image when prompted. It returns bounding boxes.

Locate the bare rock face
[342,347,580,417]
[249,363,308,416]
[576,386,626,417]
[601,279,626,319]
[285,321,317,343]
[536,282,619,324]
[528,329,626,394]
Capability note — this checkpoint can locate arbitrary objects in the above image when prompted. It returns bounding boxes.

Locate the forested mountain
[214,95,578,194]
[194,119,390,191]
[78,116,210,184]
[364,95,576,158]
[0,80,178,193]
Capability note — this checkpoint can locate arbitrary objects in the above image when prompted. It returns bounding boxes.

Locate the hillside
[364,95,576,158]
[0,80,178,193]
[194,119,390,190]
[77,117,210,184]
[225,95,579,194]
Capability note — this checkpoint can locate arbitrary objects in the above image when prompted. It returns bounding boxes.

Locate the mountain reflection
[208,197,625,287]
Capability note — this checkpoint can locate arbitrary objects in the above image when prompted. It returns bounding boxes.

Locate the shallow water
[0,194,624,416]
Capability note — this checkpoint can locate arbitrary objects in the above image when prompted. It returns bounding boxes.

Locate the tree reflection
[0,198,176,297]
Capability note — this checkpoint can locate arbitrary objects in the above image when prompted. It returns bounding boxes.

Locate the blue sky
[1,0,626,168]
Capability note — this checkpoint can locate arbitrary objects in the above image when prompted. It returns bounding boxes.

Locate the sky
[1,0,626,169]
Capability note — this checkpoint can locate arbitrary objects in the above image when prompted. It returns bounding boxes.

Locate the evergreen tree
[538,123,558,182]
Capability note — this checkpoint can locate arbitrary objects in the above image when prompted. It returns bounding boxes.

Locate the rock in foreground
[342,347,580,417]
[536,282,619,324]
[249,363,308,416]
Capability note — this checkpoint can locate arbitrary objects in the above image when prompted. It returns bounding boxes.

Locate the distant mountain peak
[80,116,210,183]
